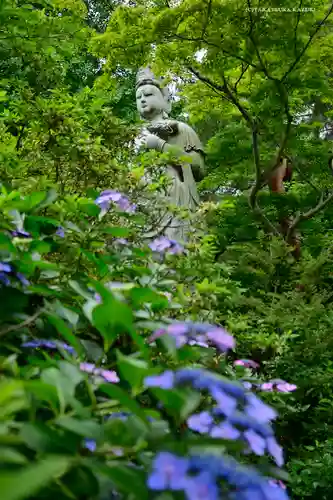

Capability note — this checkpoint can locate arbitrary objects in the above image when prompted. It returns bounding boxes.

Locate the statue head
[136,67,171,120]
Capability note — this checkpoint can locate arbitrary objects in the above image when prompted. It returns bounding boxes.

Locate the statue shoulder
[175,121,204,153]
[177,121,199,136]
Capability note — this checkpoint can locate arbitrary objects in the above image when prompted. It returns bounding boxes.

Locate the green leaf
[24,381,59,408]
[47,314,84,356]
[79,201,100,216]
[91,283,136,350]
[0,455,71,500]
[100,226,131,237]
[99,384,149,426]
[69,280,93,300]
[55,417,101,439]
[20,423,79,453]
[150,388,201,421]
[53,302,79,327]
[130,287,169,310]
[94,463,148,500]
[0,448,28,465]
[116,352,150,394]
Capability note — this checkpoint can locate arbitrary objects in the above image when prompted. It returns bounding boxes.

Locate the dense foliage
[1,0,333,499]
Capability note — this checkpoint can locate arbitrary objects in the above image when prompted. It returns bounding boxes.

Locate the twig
[249,120,261,209]
[293,163,321,194]
[201,0,212,39]
[234,64,249,92]
[282,2,333,82]
[188,66,254,124]
[173,34,259,70]
[15,123,26,151]
[293,0,303,56]
[287,191,333,237]
[0,309,44,338]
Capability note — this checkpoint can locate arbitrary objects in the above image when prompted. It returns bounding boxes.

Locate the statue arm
[161,142,205,182]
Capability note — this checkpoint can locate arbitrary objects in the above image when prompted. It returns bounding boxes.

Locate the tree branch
[188,66,253,125]
[233,64,249,92]
[0,309,44,338]
[293,0,303,57]
[287,191,333,237]
[293,162,322,194]
[282,2,333,82]
[188,65,280,235]
[201,0,212,39]
[173,34,259,70]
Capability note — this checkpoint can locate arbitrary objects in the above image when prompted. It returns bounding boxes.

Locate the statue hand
[139,131,166,152]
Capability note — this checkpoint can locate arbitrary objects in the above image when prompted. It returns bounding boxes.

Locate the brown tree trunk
[268,158,301,259]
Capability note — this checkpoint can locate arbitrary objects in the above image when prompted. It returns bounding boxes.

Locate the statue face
[136,84,165,119]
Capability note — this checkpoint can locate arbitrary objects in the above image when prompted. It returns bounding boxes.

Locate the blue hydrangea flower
[0,263,12,273]
[145,371,175,389]
[187,411,213,433]
[148,452,189,491]
[21,339,75,354]
[147,453,289,499]
[245,394,277,424]
[145,368,282,465]
[210,421,240,440]
[183,471,219,500]
[0,272,10,286]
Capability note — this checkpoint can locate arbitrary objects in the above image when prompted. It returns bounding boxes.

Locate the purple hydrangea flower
[84,439,97,452]
[145,371,175,389]
[242,381,253,390]
[16,272,30,287]
[79,362,119,383]
[107,412,131,421]
[206,327,235,351]
[114,238,128,245]
[276,383,297,393]
[260,382,274,392]
[269,479,287,490]
[95,190,136,215]
[94,293,102,303]
[148,452,189,491]
[188,335,209,348]
[149,236,184,255]
[56,226,65,238]
[11,229,31,238]
[100,369,120,383]
[234,359,259,369]
[149,322,234,353]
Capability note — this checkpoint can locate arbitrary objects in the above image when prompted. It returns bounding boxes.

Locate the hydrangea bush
[0,186,293,500]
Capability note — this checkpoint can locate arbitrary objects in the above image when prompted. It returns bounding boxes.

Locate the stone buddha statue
[135,67,205,241]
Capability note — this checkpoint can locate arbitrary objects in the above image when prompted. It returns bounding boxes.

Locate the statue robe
[143,121,205,241]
